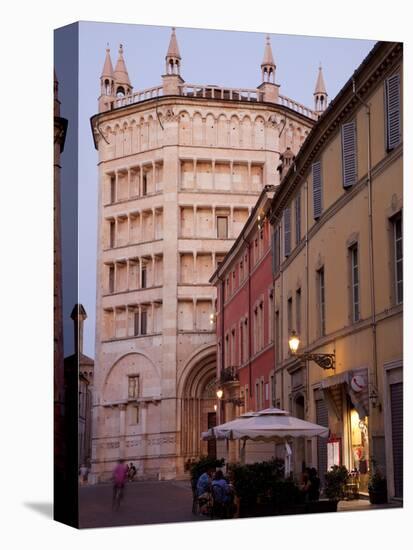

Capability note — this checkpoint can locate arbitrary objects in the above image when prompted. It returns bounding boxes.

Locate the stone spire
[162,27,184,95]
[261,35,276,83]
[101,46,114,79]
[113,44,132,96]
[165,27,181,75]
[314,65,328,113]
[258,35,279,103]
[99,45,115,112]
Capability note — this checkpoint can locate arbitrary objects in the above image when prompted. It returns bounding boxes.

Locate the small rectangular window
[110,175,116,203]
[287,297,293,337]
[128,375,140,399]
[134,311,139,336]
[110,220,116,248]
[140,309,147,335]
[393,214,403,303]
[217,216,228,239]
[350,245,360,322]
[141,266,147,289]
[318,267,325,336]
[142,173,147,196]
[109,265,115,293]
[296,288,301,336]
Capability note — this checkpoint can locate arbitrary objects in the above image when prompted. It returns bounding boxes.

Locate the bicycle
[112,483,124,510]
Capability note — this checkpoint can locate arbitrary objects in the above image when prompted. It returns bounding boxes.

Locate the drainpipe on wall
[305,178,310,415]
[352,78,378,404]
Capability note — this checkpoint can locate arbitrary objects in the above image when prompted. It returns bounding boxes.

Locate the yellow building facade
[269,42,402,500]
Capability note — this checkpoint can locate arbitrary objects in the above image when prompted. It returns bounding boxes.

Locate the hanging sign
[350,374,366,393]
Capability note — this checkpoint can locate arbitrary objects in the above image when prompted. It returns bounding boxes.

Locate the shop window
[349,404,369,493]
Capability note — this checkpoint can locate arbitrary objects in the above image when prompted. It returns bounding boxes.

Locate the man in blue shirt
[196,467,215,496]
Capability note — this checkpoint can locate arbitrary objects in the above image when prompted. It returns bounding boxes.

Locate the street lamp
[216,388,223,400]
[288,330,335,370]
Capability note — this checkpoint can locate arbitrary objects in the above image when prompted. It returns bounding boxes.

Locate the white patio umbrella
[201,407,329,442]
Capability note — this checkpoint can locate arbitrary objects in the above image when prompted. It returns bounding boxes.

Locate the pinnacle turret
[314,65,328,113]
[101,46,114,79]
[114,44,132,96]
[261,35,276,83]
[165,27,181,75]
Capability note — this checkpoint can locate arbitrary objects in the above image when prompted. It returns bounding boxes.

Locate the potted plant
[368,462,387,504]
[324,465,349,510]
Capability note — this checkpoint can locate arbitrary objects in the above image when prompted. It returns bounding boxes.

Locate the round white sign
[351,375,366,393]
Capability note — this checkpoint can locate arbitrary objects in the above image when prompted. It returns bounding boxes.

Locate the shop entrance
[348,402,369,493]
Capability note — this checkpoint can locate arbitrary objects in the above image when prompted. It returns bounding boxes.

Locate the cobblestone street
[79,479,402,529]
[79,480,207,528]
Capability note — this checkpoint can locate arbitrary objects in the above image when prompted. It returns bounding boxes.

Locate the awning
[320,369,369,420]
[320,372,351,421]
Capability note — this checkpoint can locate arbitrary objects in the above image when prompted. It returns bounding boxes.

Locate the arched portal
[179,346,217,467]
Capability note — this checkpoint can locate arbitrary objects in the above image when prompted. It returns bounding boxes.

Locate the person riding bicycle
[112,459,128,509]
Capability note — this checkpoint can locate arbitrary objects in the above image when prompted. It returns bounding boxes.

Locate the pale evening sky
[56,21,376,357]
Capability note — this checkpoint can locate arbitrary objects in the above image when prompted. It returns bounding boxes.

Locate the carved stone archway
[178,347,217,469]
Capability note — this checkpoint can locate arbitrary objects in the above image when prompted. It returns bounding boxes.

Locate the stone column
[230,207,234,239]
[193,205,197,238]
[115,170,119,202]
[193,251,197,284]
[152,255,156,286]
[152,208,156,241]
[138,212,142,243]
[193,299,197,331]
[212,160,216,189]
[139,165,143,197]
[127,168,131,199]
[151,302,155,333]
[212,205,216,237]
[193,159,197,189]
[114,217,118,248]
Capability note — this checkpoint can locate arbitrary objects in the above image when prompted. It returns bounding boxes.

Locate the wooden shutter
[342,121,357,188]
[284,207,291,257]
[295,192,301,245]
[312,161,322,220]
[272,226,280,274]
[385,74,401,151]
[390,382,403,498]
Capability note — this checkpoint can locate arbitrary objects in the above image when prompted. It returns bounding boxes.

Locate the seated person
[196,467,215,497]
[212,470,232,504]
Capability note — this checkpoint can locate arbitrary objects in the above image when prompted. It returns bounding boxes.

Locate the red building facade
[211,186,276,428]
